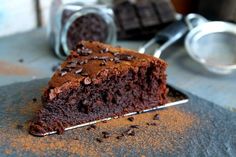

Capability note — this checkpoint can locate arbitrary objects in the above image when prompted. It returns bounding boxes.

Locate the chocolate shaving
[84,59,88,64]
[90,124,96,129]
[127,117,134,122]
[113,52,119,56]
[116,135,123,139]
[124,129,135,136]
[102,131,111,138]
[116,54,134,61]
[146,122,157,126]
[96,138,103,143]
[60,68,71,76]
[84,77,92,85]
[81,72,89,76]
[153,114,160,120]
[97,56,110,61]
[77,48,92,56]
[109,58,114,61]
[66,62,77,68]
[130,125,139,129]
[60,71,67,76]
[114,57,120,63]
[90,56,98,60]
[76,43,84,49]
[99,48,109,53]
[86,124,96,130]
[75,68,83,74]
[78,59,88,65]
[99,60,106,66]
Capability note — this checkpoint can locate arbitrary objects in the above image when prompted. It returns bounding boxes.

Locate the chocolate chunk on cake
[29,41,167,135]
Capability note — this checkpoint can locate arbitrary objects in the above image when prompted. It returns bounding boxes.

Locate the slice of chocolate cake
[29,41,167,135]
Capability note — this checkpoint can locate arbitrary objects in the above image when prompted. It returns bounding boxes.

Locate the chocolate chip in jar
[49,2,116,59]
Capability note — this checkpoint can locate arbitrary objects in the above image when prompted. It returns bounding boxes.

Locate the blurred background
[0,0,235,37]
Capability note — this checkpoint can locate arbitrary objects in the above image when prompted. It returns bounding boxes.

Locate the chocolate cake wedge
[29,41,168,135]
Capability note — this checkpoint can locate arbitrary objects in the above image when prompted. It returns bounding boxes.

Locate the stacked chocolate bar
[113,0,176,39]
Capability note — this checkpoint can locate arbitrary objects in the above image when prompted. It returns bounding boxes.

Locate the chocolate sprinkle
[125,129,135,136]
[146,122,157,126]
[86,124,96,130]
[61,68,71,73]
[96,138,103,143]
[116,135,123,139]
[32,98,37,102]
[127,117,134,122]
[153,114,160,120]
[102,131,111,138]
[130,125,139,129]
[90,124,96,129]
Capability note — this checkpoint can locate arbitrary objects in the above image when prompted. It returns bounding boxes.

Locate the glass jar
[48,0,116,59]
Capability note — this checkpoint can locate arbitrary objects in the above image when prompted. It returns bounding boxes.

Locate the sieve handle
[156,19,188,44]
[153,18,189,57]
[185,13,208,30]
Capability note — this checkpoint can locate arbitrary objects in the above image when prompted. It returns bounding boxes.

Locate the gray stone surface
[0,79,235,156]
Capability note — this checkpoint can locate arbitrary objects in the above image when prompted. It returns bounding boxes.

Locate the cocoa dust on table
[0,99,199,157]
[0,60,35,76]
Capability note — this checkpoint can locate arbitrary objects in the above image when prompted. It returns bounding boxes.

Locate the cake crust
[47,41,166,97]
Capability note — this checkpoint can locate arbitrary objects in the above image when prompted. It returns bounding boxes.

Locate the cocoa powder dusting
[0,61,36,76]
[0,100,199,156]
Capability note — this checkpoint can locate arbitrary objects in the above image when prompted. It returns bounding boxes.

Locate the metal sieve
[139,13,236,75]
[185,14,236,74]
